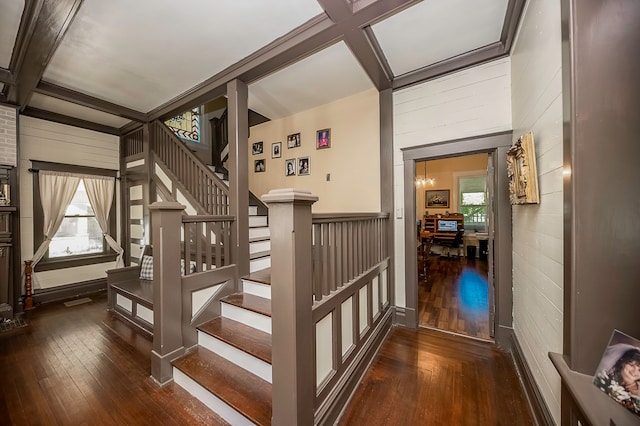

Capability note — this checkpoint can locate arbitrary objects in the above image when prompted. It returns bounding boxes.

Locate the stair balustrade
[262,189,392,425]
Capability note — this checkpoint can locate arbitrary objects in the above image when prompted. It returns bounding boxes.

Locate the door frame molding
[401,131,513,347]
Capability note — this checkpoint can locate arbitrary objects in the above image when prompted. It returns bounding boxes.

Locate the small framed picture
[426,189,450,208]
[254,159,265,173]
[316,128,331,149]
[252,141,263,155]
[298,157,310,176]
[287,133,301,149]
[285,159,296,176]
[272,142,282,158]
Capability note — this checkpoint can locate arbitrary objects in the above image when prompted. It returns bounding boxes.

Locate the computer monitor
[437,219,458,232]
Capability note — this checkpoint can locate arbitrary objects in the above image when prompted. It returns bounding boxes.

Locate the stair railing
[149,201,238,385]
[262,189,392,425]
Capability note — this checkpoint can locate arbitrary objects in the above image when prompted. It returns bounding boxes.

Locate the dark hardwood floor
[1,290,532,425]
[0,292,229,425]
[419,254,491,340]
[339,326,535,425]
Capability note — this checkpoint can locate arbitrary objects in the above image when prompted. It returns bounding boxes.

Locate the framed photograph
[593,330,640,417]
[285,159,296,176]
[298,157,310,175]
[316,128,331,149]
[272,142,282,158]
[254,159,265,173]
[252,141,263,155]
[426,189,450,208]
[287,132,301,149]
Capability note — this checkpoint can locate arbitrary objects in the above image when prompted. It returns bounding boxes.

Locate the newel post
[149,201,185,385]
[262,189,318,425]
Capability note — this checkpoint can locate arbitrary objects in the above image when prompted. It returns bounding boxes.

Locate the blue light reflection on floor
[458,269,489,314]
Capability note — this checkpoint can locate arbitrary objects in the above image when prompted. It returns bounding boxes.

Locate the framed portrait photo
[316,128,331,149]
[272,142,282,158]
[285,159,296,176]
[287,132,301,149]
[426,189,450,208]
[252,141,263,155]
[298,157,310,176]
[254,159,266,173]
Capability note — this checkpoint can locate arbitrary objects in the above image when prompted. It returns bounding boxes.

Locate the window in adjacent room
[459,176,487,232]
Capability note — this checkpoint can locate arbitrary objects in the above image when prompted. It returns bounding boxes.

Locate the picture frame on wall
[272,142,282,158]
[298,157,310,175]
[252,141,263,155]
[426,189,450,208]
[254,159,265,173]
[285,159,296,176]
[316,128,330,149]
[287,132,301,149]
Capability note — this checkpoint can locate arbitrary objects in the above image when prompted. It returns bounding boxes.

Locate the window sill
[34,253,116,272]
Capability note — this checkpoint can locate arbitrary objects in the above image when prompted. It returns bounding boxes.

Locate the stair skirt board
[249,227,270,239]
[173,368,256,426]
[198,331,272,383]
[242,280,271,300]
[221,303,271,334]
[249,257,271,273]
[249,239,271,254]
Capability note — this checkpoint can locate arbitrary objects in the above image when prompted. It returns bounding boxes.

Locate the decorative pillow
[139,255,153,280]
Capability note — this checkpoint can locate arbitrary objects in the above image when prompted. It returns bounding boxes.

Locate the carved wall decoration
[507,132,540,204]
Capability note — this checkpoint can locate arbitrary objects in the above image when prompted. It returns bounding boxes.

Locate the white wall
[248,89,380,213]
[393,58,512,308]
[0,104,17,166]
[510,0,564,422]
[19,116,120,289]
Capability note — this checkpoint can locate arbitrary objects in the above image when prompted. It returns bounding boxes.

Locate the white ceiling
[1,0,517,130]
[0,0,23,68]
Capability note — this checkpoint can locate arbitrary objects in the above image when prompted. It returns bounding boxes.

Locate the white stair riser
[250,256,271,273]
[249,216,267,227]
[221,303,271,334]
[242,280,271,300]
[249,239,270,254]
[198,331,272,383]
[249,226,270,239]
[173,368,255,426]
[248,206,258,216]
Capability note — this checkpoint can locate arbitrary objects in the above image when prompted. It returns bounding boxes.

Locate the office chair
[437,228,464,258]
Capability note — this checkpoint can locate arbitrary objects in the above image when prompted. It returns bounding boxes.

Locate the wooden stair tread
[198,317,272,364]
[243,268,271,285]
[110,279,153,305]
[249,235,271,243]
[250,250,270,260]
[173,347,271,426]
[221,293,271,317]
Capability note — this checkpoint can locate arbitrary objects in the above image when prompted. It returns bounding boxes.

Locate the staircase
[172,269,273,425]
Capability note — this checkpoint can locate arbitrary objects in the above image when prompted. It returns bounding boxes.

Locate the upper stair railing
[151,120,229,215]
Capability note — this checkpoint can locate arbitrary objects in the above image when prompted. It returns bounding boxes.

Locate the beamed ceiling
[0,0,524,136]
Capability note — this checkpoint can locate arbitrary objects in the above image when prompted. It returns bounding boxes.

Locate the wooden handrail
[312,212,389,223]
[151,121,229,215]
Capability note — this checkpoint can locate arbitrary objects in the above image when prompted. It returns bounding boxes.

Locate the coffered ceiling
[0,0,524,134]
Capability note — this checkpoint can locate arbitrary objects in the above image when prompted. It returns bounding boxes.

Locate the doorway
[416,154,492,340]
[402,132,513,347]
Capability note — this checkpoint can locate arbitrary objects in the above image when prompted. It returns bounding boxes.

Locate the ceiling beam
[0,69,15,85]
[6,0,84,110]
[35,81,148,122]
[148,0,418,121]
[392,42,505,90]
[22,106,120,135]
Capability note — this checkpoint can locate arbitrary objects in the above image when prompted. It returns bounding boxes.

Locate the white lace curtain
[84,175,124,268]
[28,171,123,289]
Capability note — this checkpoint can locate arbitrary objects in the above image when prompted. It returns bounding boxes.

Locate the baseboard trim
[510,333,555,426]
[33,278,107,306]
[393,305,416,328]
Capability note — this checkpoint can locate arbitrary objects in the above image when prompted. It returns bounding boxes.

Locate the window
[48,181,104,258]
[459,176,487,231]
[32,161,117,271]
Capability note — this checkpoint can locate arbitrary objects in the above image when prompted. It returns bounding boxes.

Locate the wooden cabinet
[0,207,16,318]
